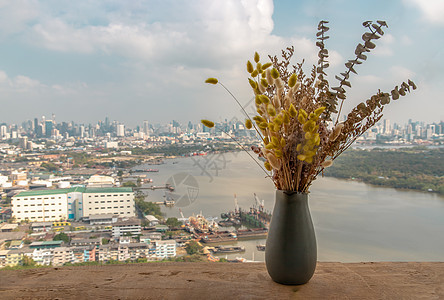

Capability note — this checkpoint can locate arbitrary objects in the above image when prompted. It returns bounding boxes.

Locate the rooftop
[0,262,442,299]
[13,186,132,197]
[84,187,133,194]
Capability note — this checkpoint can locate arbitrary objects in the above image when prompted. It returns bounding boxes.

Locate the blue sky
[0,0,442,127]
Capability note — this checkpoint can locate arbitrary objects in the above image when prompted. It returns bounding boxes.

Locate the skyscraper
[117,124,125,137]
[143,120,150,137]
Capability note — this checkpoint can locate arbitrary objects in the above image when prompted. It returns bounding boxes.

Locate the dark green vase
[265,190,317,285]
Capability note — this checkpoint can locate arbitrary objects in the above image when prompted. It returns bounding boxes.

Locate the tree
[122,181,137,187]
[22,255,36,267]
[53,232,70,243]
[102,238,110,245]
[185,241,202,255]
[165,217,182,228]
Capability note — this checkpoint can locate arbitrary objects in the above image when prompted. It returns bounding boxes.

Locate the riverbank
[324,148,444,194]
[0,262,442,299]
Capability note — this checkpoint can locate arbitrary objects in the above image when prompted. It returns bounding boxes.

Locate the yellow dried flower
[205,78,218,84]
[248,78,257,89]
[264,161,272,171]
[275,149,283,158]
[288,73,297,87]
[267,104,276,116]
[265,143,275,150]
[274,123,280,132]
[314,106,326,116]
[262,62,272,70]
[305,156,313,164]
[255,95,262,105]
[257,108,264,115]
[305,132,313,140]
[261,78,268,88]
[246,61,254,73]
[271,136,279,146]
[283,111,290,124]
[257,63,262,73]
[251,70,258,78]
[201,119,215,128]
[263,136,270,145]
[259,95,270,104]
[271,68,279,79]
[273,115,283,126]
[280,138,286,148]
[245,119,252,129]
[298,113,306,124]
[289,104,297,118]
[258,122,268,130]
[297,154,306,161]
[296,144,302,152]
[254,52,260,63]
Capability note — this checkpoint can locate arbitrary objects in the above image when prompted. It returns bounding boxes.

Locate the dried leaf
[340,72,350,79]
[357,53,367,60]
[376,20,387,27]
[365,40,376,49]
[372,24,384,35]
[337,93,346,99]
[349,67,358,74]
[343,80,351,88]
[391,89,400,100]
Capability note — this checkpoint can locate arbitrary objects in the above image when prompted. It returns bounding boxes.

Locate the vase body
[265,190,317,285]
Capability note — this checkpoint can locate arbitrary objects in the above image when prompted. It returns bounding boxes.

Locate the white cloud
[372,33,394,57]
[404,0,444,25]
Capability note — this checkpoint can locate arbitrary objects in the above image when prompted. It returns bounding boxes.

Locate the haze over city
[0,0,443,126]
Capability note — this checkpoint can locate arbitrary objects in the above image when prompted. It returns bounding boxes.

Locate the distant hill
[324,148,444,194]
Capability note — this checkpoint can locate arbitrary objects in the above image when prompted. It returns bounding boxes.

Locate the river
[135,151,444,262]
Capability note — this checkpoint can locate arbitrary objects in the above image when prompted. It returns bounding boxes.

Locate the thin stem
[218,82,264,140]
[217,126,271,179]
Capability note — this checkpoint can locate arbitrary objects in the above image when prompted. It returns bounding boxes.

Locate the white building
[116,124,125,137]
[82,187,135,219]
[11,190,69,222]
[155,240,176,259]
[112,219,141,238]
[12,187,135,223]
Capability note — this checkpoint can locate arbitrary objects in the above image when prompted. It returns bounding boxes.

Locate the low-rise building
[11,189,70,222]
[155,240,176,259]
[70,238,101,247]
[52,247,73,266]
[112,219,141,238]
[82,188,135,219]
[85,213,118,225]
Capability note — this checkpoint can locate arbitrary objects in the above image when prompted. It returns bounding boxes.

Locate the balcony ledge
[0,262,443,299]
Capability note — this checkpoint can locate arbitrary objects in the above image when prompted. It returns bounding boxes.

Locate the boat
[200,232,237,244]
[211,246,245,254]
[218,220,233,227]
[256,244,265,251]
[236,228,268,240]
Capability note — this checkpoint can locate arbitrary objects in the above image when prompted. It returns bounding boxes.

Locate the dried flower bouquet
[202,20,416,193]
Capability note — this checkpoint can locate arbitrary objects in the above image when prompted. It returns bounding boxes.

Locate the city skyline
[0,0,443,126]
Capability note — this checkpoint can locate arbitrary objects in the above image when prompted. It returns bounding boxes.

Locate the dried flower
[203,20,416,193]
[201,119,214,128]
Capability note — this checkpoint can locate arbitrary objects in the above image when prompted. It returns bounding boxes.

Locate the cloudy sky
[0,0,442,127]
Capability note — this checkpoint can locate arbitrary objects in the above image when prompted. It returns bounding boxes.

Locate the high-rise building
[143,121,150,137]
[116,124,125,137]
[45,121,53,137]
